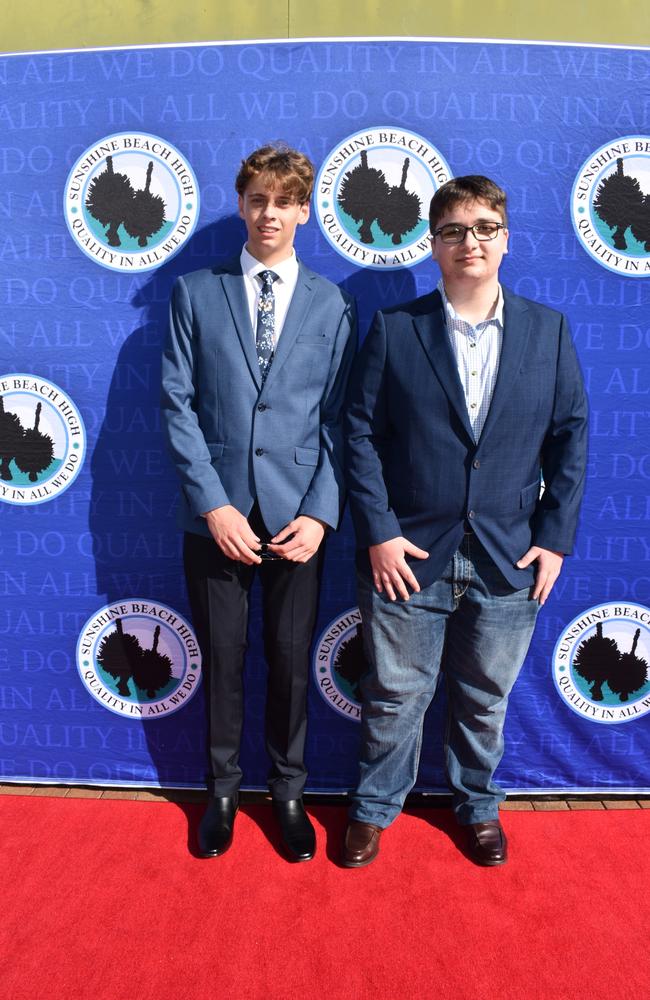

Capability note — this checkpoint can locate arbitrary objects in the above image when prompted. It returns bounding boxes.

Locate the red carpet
[2,796,649,1000]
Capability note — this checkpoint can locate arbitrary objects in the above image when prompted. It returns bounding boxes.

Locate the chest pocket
[296,334,331,346]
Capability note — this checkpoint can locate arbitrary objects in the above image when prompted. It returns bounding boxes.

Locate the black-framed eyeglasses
[432,222,506,245]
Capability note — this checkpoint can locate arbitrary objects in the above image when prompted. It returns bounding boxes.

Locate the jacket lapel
[413,291,475,443]
[477,290,531,445]
[261,262,316,393]
[220,262,262,391]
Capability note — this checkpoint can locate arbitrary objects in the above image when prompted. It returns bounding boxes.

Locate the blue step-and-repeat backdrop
[1,38,649,791]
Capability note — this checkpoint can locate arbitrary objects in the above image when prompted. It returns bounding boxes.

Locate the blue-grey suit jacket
[162,256,357,537]
[345,287,588,589]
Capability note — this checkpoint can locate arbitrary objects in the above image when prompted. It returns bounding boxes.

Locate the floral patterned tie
[256,269,278,386]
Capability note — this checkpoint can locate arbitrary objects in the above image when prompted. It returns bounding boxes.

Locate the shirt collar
[438,279,504,328]
[240,244,299,285]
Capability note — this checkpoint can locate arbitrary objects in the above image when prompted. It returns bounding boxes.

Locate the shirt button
[470,403,477,409]
[471,371,477,376]
[473,460,481,469]
[255,448,264,456]
[468,510,475,519]
[469,342,476,348]
[257,403,267,412]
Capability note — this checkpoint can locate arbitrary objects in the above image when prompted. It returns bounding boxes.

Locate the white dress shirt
[439,279,504,441]
[240,245,300,344]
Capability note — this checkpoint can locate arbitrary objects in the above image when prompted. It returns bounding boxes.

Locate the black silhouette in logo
[97,617,141,697]
[85,155,135,247]
[97,619,175,700]
[133,624,173,698]
[574,622,649,703]
[123,161,166,248]
[573,621,619,701]
[376,157,422,246]
[608,628,648,703]
[630,193,650,252]
[334,625,369,703]
[338,149,391,244]
[593,158,644,251]
[14,402,54,483]
[0,394,24,482]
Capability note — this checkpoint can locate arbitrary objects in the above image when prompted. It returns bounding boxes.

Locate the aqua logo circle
[553,602,650,724]
[77,600,202,719]
[0,373,86,505]
[64,132,200,272]
[571,136,650,277]
[315,127,451,270]
[313,608,369,722]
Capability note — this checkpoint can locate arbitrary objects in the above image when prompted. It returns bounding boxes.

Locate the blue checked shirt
[438,279,504,441]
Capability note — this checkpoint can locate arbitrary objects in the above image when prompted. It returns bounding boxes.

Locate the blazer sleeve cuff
[532,520,577,556]
[351,509,403,549]
[184,479,231,519]
[297,502,338,532]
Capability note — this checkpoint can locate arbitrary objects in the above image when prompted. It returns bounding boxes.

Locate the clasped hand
[204,505,325,565]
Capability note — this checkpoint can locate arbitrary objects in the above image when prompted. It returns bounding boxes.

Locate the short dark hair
[235,143,315,203]
[429,175,508,232]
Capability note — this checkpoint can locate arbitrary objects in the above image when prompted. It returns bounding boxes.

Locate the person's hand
[267,516,326,563]
[516,545,564,605]
[369,537,429,601]
[203,505,262,564]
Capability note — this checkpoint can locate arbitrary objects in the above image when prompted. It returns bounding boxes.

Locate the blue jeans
[351,533,539,827]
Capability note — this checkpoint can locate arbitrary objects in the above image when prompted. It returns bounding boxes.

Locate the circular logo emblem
[64,132,200,272]
[313,608,370,721]
[315,127,452,270]
[0,373,86,505]
[571,136,650,276]
[77,600,202,719]
[553,603,650,724]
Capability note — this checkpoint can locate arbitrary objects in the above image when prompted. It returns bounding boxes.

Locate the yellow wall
[1,0,648,53]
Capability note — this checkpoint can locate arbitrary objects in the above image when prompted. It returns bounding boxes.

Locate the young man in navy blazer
[343,176,587,867]
[162,144,356,860]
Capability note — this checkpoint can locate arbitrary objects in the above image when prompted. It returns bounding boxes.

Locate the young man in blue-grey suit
[162,145,356,860]
[343,176,588,868]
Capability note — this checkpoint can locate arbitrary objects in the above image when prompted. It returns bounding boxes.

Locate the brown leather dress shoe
[342,820,383,868]
[466,820,508,866]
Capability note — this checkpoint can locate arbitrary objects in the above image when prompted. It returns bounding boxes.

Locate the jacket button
[467,510,475,519]
[255,448,264,456]
[257,403,267,412]
[473,460,480,469]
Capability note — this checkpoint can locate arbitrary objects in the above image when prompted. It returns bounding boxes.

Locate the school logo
[0,374,85,505]
[315,127,452,270]
[77,600,202,719]
[553,603,650,724]
[313,608,369,721]
[571,136,650,276]
[64,132,200,272]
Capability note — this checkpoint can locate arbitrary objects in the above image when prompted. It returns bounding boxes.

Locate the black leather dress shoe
[466,820,508,866]
[272,798,316,861]
[197,794,239,857]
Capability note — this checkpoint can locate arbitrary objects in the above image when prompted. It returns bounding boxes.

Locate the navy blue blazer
[162,257,357,537]
[345,287,588,589]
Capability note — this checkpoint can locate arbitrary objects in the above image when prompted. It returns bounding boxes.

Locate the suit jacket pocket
[491,480,540,515]
[520,480,541,508]
[295,446,319,466]
[296,334,331,346]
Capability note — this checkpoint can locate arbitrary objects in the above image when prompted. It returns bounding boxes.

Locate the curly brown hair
[235,143,315,203]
